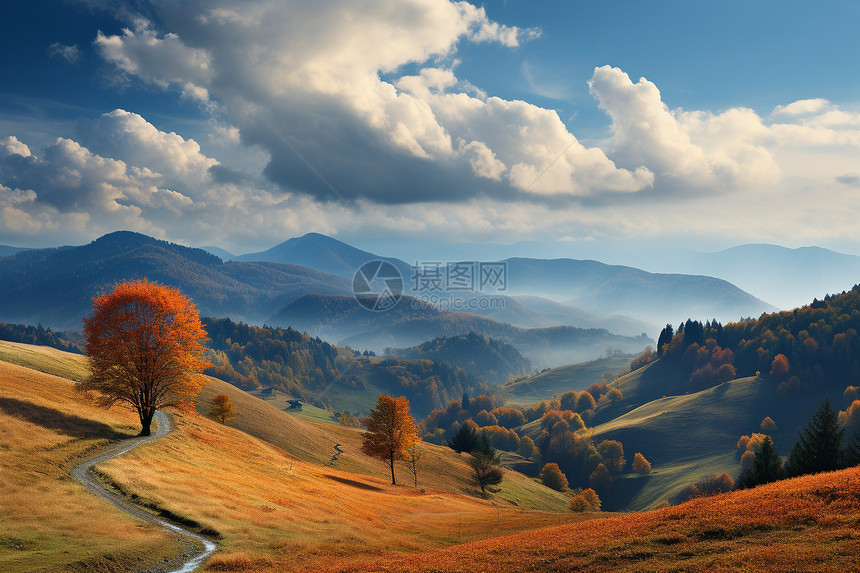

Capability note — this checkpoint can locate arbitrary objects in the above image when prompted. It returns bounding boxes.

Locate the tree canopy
[361,395,421,485]
[209,393,237,425]
[81,279,210,436]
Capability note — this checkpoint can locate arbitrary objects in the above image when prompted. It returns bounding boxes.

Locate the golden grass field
[0,342,185,572]
[327,465,860,573]
[193,377,574,511]
[0,341,589,572]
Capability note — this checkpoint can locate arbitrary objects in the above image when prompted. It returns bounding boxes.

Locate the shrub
[632,452,651,474]
[673,473,734,504]
[597,440,625,473]
[588,463,612,494]
[629,346,657,371]
[585,383,608,403]
[540,410,585,434]
[490,407,525,428]
[518,436,540,462]
[559,391,579,412]
[336,410,360,427]
[539,463,569,492]
[569,488,601,512]
[481,425,521,452]
[575,392,597,412]
[474,409,498,427]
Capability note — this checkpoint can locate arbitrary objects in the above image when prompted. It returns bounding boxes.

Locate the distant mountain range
[270,293,651,366]
[226,232,775,332]
[647,244,860,310]
[0,231,352,329]
[501,257,775,327]
[237,232,413,279]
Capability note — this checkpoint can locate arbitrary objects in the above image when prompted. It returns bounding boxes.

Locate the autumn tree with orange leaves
[361,395,421,485]
[81,279,210,436]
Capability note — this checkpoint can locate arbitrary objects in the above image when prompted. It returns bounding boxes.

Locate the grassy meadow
[329,465,860,573]
[0,341,588,572]
[0,342,184,573]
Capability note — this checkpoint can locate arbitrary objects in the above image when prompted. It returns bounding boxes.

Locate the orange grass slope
[96,404,597,572]
[194,375,573,510]
[332,466,860,573]
[0,350,183,573]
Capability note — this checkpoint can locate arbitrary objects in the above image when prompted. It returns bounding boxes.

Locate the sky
[1,0,859,261]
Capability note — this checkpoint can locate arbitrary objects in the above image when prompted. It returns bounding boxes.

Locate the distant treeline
[203,317,347,397]
[653,285,860,398]
[0,322,83,354]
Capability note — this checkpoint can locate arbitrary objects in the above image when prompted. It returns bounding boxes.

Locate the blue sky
[1,0,859,259]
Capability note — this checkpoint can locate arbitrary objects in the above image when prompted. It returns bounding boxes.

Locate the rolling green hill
[500,355,633,406]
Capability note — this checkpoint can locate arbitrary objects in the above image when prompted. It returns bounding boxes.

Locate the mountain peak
[239,232,411,279]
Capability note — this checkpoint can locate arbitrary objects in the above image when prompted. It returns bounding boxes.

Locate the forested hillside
[203,317,482,416]
[387,333,533,384]
[643,286,860,403]
[0,322,82,353]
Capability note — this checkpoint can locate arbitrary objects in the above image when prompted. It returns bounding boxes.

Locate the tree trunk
[389,452,396,485]
[139,407,155,437]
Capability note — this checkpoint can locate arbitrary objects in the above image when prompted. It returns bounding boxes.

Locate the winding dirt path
[71,410,217,573]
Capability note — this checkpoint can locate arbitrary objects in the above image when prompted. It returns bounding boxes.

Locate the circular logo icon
[352,260,403,311]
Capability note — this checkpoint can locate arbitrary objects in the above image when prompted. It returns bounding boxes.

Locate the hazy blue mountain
[511,295,654,336]
[201,245,238,261]
[651,244,860,310]
[499,257,775,328]
[269,293,652,367]
[0,245,27,258]
[0,231,351,329]
[238,232,413,280]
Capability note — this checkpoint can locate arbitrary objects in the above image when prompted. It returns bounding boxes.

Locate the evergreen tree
[462,391,470,412]
[737,435,784,488]
[472,431,496,458]
[787,398,845,477]
[684,319,705,346]
[657,324,674,354]
[447,421,478,453]
[842,431,860,468]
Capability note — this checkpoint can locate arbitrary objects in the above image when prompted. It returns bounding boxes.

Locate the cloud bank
[1,0,859,251]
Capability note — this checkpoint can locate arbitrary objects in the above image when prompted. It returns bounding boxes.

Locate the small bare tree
[403,445,422,488]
